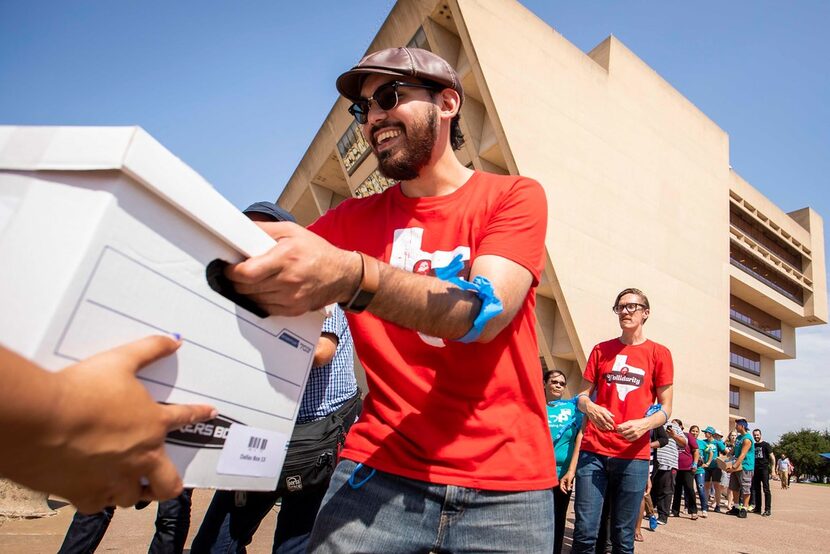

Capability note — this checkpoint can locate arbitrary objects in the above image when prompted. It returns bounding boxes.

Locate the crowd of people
[0,46,789,554]
[547,382,791,552]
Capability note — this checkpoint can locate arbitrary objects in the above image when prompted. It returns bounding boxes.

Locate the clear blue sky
[2,1,828,440]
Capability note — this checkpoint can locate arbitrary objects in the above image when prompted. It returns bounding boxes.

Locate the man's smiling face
[359,74,439,181]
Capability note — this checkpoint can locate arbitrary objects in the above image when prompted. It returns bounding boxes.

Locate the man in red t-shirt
[225,47,555,553]
[571,288,674,554]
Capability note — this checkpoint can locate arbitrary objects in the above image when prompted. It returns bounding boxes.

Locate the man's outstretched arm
[225,222,534,343]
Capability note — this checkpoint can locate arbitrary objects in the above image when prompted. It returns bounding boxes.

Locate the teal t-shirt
[736,433,755,471]
[546,399,584,479]
[704,439,726,468]
[696,438,711,474]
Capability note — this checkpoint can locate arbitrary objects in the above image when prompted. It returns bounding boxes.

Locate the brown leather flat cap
[336,47,463,105]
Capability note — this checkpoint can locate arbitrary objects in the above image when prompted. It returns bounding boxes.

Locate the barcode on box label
[217,423,286,478]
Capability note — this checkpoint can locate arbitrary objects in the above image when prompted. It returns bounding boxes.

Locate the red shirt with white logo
[308,171,555,491]
[580,339,674,460]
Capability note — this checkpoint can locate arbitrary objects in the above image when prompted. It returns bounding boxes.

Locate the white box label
[217,424,287,478]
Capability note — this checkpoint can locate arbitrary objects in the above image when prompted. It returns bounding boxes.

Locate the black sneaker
[714,505,722,513]
[657,516,668,525]
[671,511,680,517]
[762,510,771,517]
[727,506,740,516]
[751,508,762,515]
[738,508,747,519]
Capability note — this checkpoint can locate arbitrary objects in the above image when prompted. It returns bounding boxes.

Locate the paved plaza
[0,482,826,553]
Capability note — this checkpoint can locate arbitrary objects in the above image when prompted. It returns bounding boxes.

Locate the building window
[730,343,761,376]
[730,204,803,270]
[730,243,804,305]
[729,295,782,341]
[408,27,429,50]
[353,169,395,198]
[336,121,370,175]
[729,386,741,409]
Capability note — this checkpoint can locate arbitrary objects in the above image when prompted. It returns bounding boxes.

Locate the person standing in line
[670,420,698,519]
[651,420,684,525]
[545,369,585,554]
[750,428,775,516]
[227,47,556,553]
[702,427,726,512]
[777,454,792,489]
[571,288,674,554]
[633,424,668,542]
[192,202,362,554]
[721,430,737,510]
[689,424,709,518]
[726,419,755,519]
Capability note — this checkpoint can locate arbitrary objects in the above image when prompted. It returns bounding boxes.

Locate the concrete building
[277,0,827,432]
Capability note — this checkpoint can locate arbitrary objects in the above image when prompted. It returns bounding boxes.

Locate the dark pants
[751,466,772,511]
[650,469,675,520]
[191,485,327,554]
[58,490,192,554]
[672,469,697,514]
[553,486,572,554]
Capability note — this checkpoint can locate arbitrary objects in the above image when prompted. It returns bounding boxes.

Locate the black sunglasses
[348,81,439,124]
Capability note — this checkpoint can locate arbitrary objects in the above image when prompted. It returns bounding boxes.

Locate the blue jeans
[695,472,708,512]
[572,451,649,554]
[307,459,554,553]
[58,490,192,554]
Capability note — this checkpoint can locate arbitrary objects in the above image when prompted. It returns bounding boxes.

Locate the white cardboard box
[0,125,324,490]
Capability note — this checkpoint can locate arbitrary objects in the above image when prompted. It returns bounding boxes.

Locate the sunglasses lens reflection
[350,103,368,124]
[375,85,399,110]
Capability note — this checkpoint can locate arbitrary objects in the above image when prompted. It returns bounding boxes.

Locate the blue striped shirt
[297,305,357,423]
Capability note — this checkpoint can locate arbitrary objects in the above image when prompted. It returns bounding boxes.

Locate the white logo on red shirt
[389,228,471,347]
[606,355,645,401]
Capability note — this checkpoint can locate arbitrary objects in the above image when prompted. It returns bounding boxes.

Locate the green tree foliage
[774,429,830,481]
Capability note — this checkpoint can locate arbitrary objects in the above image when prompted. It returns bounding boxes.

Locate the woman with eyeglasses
[544,369,584,554]
[571,288,674,554]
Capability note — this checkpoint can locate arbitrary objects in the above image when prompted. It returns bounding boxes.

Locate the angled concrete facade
[277,0,826,433]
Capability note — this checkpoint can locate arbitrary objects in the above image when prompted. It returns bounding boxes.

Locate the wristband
[645,403,669,424]
[434,254,504,343]
[339,251,379,314]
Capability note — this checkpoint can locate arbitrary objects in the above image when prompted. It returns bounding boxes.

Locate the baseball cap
[243,201,296,223]
[336,47,463,105]
[703,426,716,435]
[713,429,723,437]
[735,418,749,428]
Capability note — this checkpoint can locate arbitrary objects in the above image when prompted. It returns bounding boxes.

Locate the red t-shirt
[308,171,555,491]
[580,339,674,460]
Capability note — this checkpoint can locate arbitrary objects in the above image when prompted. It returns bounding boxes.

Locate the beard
[373,105,438,181]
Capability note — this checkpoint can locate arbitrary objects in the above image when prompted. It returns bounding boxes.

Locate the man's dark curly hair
[423,80,465,151]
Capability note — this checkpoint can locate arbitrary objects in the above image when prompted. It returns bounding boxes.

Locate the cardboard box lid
[0,125,275,257]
